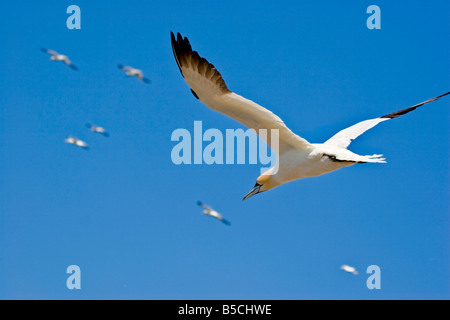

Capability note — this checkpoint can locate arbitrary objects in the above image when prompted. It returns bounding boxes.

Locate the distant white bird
[171,32,450,201]
[86,123,109,137]
[117,64,151,83]
[64,136,89,150]
[340,265,358,275]
[197,201,231,225]
[41,48,78,70]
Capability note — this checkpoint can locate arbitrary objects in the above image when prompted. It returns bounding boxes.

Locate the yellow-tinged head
[242,169,281,201]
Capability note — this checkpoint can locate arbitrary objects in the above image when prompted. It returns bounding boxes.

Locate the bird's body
[41,48,78,70]
[86,123,109,137]
[117,64,151,83]
[341,265,358,275]
[197,201,231,225]
[274,146,352,183]
[64,136,89,149]
[171,32,449,200]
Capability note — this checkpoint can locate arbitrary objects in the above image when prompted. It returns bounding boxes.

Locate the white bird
[171,32,450,200]
[117,64,151,83]
[64,136,89,150]
[86,123,109,137]
[41,48,78,70]
[340,265,358,275]
[197,201,231,225]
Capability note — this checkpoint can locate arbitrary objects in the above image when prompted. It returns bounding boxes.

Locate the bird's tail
[362,154,386,163]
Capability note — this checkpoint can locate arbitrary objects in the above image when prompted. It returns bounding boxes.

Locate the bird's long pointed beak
[242,184,262,201]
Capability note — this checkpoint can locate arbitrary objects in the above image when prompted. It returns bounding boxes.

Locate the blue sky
[0,1,448,299]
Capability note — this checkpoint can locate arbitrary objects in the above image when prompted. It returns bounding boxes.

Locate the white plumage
[86,123,109,137]
[117,64,151,83]
[171,32,449,200]
[41,48,78,70]
[64,136,89,150]
[197,201,231,226]
[340,265,358,275]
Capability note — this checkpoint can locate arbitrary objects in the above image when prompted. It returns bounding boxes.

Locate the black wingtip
[381,91,450,119]
[171,31,186,76]
[191,89,199,100]
[170,31,230,95]
[170,31,194,70]
[196,201,203,206]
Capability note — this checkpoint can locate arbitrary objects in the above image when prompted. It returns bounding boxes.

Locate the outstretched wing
[117,64,131,71]
[142,77,152,84]
[325,92,450,149]
[171,32,311,155]
[197,201,212,211]
[221,218,231,226]
[41,48,58,56]
[66,61,78,70]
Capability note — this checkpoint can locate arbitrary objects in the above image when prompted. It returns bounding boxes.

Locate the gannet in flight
[197,201,231,225]
[86,123,109,137]
[117,64,151,83]
[340,265,358,275]
[64,136,89,150]
[171,32,449,201]
[41,48,78,70]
